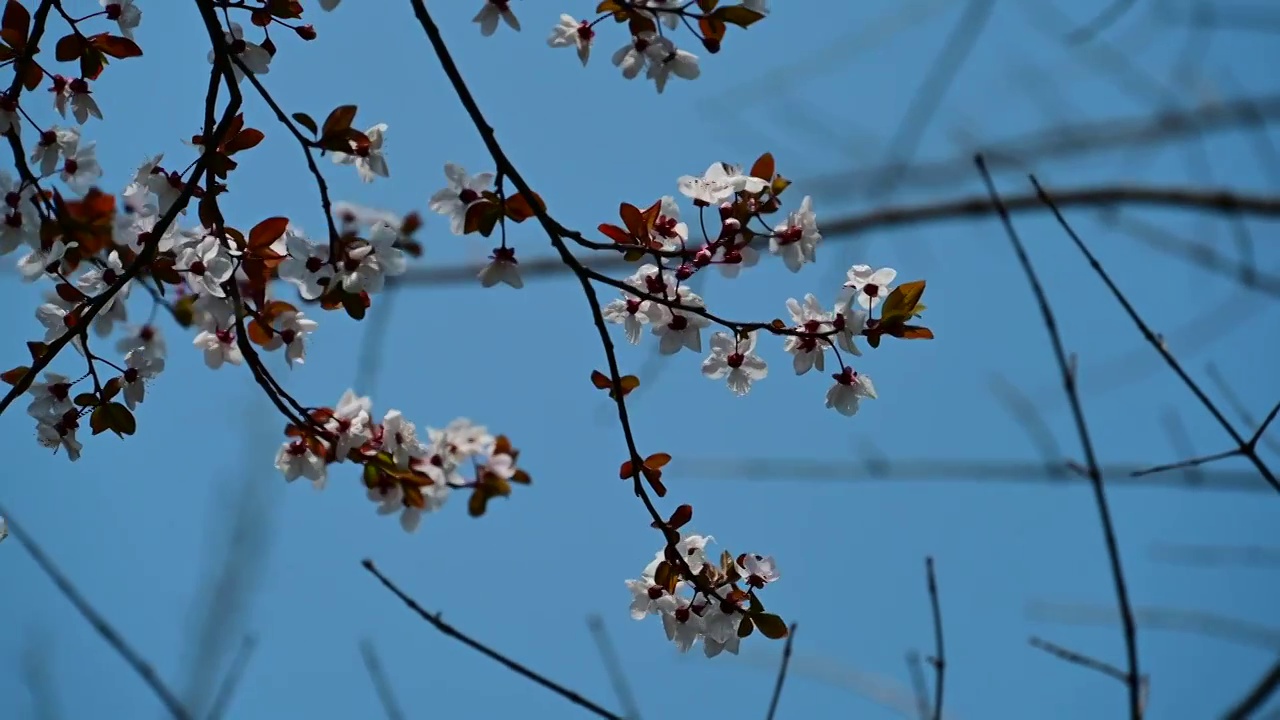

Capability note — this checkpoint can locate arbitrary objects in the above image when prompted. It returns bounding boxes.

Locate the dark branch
[977,157,1142,720]
[764,623,798,720]
[363,560,622,720]
[925,558,946,720]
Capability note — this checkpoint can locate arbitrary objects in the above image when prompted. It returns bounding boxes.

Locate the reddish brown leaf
[225,128,265,154]
[503,192,545,223]
[1,365,29,385]
[597,223,633,246]
[667,504,693,529]
[54,33,85,62]
[248,216,289,250]
[90,33,142,59]
[749,152,775,183]
[644,452,671,470]
[619,203,647,239]
[321,104,358,138]
[619,459,634,480]
[2,0,29,44]
[590,370,611,390]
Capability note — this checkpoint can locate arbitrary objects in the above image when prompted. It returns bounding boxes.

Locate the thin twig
[586,615,642,720]
[204,636,257,720]
[764,624,799,720]
[1029,635,1149,713]
[362,559,623,720]
[1224,658,1280,720]
[925,558,946,720]
[1031,177,1280,494]
[360,639,407,720]
[976,157,1142,720]
[0,504,192,720]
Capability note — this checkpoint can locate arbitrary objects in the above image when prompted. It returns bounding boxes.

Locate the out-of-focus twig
[204,636,257,720]
[360,639,407,720]
[586,615,642,720]
[0,504,192,720]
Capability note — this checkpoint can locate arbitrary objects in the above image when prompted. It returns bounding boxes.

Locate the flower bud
[296,24,317,41]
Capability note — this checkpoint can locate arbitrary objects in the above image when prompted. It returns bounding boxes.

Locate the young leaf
[321,104,358,138]
[753,613,789,639]
[292,112,318,135]
[749,152,775,183]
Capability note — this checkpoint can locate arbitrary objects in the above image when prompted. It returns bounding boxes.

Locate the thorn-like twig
[0,504,192,720]
[360,639,406,720]
[764,623,798,720]
[362,559,623,720]
[925,558,946,720]
[977,157,1142,720]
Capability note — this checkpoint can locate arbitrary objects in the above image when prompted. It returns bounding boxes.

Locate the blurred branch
[390,185,1280,288]
[1148,542,1280,568]
[0,504,192,720]
[363,559,623,720]
[1027,600,1280,651]
[21,627,62,720]
[586,615,642,720]
[681,457,1270,492]
[1102,211,1280,299]
[807,95,1280,195]
[204,636,257,720]
[765,624,798,720]
[1066,0,1139,45]
[906,651,932,720]
[360,639,407,720]
[979,158,1142,720]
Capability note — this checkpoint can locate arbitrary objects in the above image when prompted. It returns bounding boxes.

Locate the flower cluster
[626,533,786,656]
[278,389,531,532]
[0,0,932,661]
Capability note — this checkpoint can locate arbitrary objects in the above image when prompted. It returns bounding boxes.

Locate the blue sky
[1,1,1278,719]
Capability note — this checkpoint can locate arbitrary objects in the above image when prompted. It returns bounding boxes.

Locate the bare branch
[765,624,799,720]
[925,558,947,720]
[977,157,1142,720]
[1032,177,1280,493]
[363,559,622,720]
